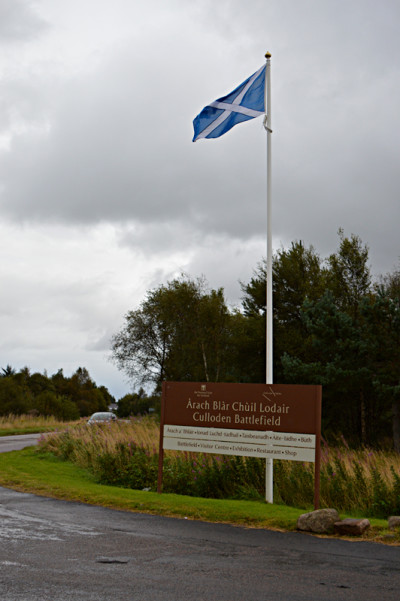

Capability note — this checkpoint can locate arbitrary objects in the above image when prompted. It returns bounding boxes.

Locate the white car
[87,412,117,424]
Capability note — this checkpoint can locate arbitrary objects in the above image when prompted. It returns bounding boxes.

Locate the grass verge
[0,448,299,529]
[0,447,396,544]
[0,427,57,436]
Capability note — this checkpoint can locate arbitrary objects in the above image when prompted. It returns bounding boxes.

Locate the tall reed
[38,419,400,517]
[274,439,400,517]
[0,414,77,433]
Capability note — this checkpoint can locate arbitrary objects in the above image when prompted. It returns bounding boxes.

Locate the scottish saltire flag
[192,65,266,142]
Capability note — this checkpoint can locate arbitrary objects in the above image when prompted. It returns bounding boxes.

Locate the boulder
[388,516,400,531]
[297,509,339,534]
[334,518,370,536]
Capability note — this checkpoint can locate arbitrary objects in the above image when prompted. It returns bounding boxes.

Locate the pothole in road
[95,557,131,564]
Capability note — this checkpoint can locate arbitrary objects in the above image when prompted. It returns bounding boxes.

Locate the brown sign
[162,381,321,435]
[158,381,322,508]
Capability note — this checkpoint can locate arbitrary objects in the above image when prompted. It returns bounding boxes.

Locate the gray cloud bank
[0,0,399,396]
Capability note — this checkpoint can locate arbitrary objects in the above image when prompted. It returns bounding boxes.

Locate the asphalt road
[0,433,43,453]
[1,484,400,601]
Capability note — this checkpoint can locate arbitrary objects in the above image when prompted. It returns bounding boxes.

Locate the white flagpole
[264,51,274,503]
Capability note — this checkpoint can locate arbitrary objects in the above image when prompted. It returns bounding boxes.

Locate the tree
[281,291,373,443]
[327,229,371,318]
[27,372,55,396]
[1,365,16,377]
[224,309,266,383]
[111,275,232,390]
[52,367,109,417]
[0,365,112,419]
[239,231,390,445]
[379,266,400,299]
[116,388,160,417]
[66,368,108,416]
[34,391,80,420]
[240,241,327,381]
[281,279,400,450]
[0,377,31,415]
[360,288,400,451]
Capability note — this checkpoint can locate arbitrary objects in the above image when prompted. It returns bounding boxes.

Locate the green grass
[38,420,400,518]
[0,427,56,436]
[0,447,299,529]
[0,447,395,543]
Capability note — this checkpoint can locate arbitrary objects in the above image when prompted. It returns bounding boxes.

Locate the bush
[34,392,80,421]
[38,421,400,516]
[93,442,158,490]
[0,379,31,415]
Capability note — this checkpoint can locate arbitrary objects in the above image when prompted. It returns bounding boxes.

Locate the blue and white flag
[192,65,266,142]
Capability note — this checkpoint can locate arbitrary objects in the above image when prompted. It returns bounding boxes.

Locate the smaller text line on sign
[163,425,315,462]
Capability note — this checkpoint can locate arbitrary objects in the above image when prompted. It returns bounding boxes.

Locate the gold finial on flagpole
[265,51,271,59]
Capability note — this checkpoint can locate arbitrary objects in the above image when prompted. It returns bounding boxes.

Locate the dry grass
[38,417,400,516]
[321,440,400,483]
[274,438,400,515]
[40,416,160,469]
[0,414,79,434]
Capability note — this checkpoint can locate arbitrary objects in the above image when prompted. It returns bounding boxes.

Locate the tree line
[0,366,114,420]
[111,230,400,452]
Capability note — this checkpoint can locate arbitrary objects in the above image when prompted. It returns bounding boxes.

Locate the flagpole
[264,51,274,503]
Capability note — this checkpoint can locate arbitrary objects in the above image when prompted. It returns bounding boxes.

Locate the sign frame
[157,381,322,509]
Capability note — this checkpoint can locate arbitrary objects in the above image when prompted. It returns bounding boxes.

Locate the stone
[297,509,340,534]
[388,516,400,531]
[381,534,396,541]
[334,518,370,536]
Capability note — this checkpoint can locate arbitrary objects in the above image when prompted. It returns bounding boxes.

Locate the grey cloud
[1,0,400,402]
[0,42,267,239]
[0,0,48,43]
[0,0,399,276]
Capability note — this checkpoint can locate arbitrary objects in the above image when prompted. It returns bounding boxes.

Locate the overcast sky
[1,0,399,399]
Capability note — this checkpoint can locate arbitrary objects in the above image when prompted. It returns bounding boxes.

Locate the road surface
[1,484,399,601]
[0,433,43,453]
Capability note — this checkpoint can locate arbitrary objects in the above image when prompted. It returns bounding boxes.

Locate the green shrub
[38,421,400,517]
